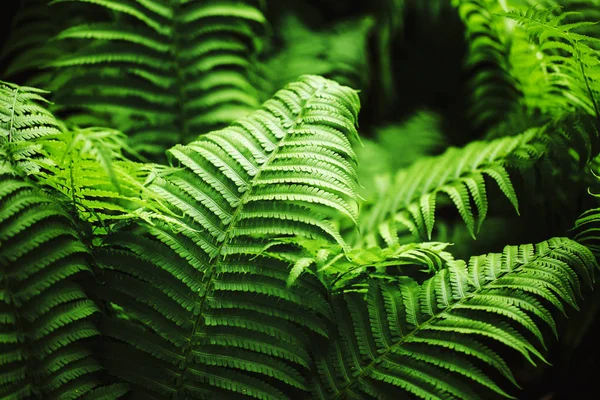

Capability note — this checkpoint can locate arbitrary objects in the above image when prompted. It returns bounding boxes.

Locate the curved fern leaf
[0,165,129,399]
[358,114,599,246]
[93,75,361,398]
[358,130,535,245]
[312,237,597,399]
[502,5,600,117]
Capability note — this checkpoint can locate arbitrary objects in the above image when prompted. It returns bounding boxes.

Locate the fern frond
[46,0,267,159]
[502,5,600,117]
[94,75,361,398]
[0,81,62,175]
[0,165,128,399]
[312,237,597,399]
[358,114,600,246]
[358,129,535,245]
[456,0,521,133]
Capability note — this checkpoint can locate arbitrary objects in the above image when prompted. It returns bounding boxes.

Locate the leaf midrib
[174,80,326,394]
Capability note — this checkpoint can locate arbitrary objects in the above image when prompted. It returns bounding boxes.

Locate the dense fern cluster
[2,0,600,399]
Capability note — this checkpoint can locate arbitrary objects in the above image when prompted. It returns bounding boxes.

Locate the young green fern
[312,238,597,400]
[503,6,600,117]
[455,0,521,134]
[92,75,361,399]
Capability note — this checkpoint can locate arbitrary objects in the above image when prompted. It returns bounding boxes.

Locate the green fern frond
[502,5,600,117]
[455,0,522,133]
[0,80,165,235]
[38,127,170,234]
[312,237,597,399]
[0,165,128,399]
[358,114,599,246]
[45,0,267,158]
[358,129,535,245]
[93,75,361,398]
[0,81,62,175]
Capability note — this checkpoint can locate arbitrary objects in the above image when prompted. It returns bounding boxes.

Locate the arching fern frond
[357,114,599,246]
[358,129,534,245]
[93,75,361,398]
[46,0,267,158]
[312,237,597,399]
[502,6,600,117]
[0,165,129,399]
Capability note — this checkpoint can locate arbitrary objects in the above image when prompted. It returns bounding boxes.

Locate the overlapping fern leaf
[0,165,129,399]
[502,6,600,117]
[0,79,163,236]
[47,0,267,158]
[92,75,361,398]
[312,237,597,399]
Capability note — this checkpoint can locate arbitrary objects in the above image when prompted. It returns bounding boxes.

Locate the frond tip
[313,238,597,399]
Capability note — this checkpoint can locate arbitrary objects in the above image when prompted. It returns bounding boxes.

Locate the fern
[0,80,165,236]
[455,0,521,134]
[2,1,600,397]
[502,6,600,117]
[41,0,267,158]
[0,165,129,399]
[312,238,597,399]
[358,115,599,247]
[92,75,361,398]
[0,81,62,175]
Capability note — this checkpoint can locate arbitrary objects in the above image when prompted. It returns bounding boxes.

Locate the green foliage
[503,5,600,116]
[456,0,521,134]
[0,81,62,175]
[92,75,360,398]
[0,165,128,399]
[262,15,374,96]
[313,238,597,399]
[37,0,267,159]
[2,1,600,399]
